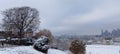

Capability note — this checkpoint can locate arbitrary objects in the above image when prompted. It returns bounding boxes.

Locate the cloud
[50,0,120,35]
[62,1,120,26]
[0,0,120,35]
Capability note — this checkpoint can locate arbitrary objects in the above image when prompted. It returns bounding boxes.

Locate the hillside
[0,45,120,54]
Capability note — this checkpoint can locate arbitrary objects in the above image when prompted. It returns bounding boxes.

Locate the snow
[86,45,120,54]
[0,45,119,54]
[0,46,67,54]
[36,36,48,42]
[33,36,49,53]
[0,39,6,41]
[48,49,67,54]
[0,46,43,54]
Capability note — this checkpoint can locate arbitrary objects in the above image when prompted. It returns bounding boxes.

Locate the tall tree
[2,6,40,40]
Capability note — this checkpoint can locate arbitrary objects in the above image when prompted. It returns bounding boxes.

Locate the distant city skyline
[0,0,120,35]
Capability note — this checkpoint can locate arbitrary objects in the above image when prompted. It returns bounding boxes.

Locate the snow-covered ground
[0,46,67,54]
[0,45,120,54]
[0,46,43,54]
[86,45,120,54]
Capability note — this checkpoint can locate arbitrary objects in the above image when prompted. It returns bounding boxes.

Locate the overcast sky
[0,0,120,35]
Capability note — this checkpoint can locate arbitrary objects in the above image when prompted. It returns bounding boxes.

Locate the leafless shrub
[69,40,86,54]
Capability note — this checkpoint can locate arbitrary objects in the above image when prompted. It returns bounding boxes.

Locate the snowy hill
[0,46,43,54]
[0,46,67,54]
[0,45,120,54]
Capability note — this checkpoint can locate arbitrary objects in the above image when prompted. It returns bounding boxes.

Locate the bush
[69,40,86,54]
[33,36,50,53]
[36,29,53,44]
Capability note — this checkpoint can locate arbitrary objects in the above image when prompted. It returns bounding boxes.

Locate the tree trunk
[18,29,24,45]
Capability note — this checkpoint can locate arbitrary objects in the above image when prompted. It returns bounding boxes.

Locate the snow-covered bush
[33,36,50,53]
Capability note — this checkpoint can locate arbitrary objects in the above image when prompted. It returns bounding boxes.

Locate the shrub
[69,40,86,54]
[36,29,53,44]
[33,36,50,53]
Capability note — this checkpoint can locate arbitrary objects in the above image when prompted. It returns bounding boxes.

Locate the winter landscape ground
[0,45,119,54]
[86,45,120,54]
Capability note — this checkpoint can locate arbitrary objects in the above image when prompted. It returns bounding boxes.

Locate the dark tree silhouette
[2,6,40,44]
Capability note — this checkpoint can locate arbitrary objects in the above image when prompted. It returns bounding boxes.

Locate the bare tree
[2,6,40,42]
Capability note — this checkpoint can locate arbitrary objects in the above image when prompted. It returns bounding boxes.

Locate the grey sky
[0,0,120,35]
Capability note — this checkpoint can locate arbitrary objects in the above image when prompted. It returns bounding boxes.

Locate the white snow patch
[0,46,43,54]
[48,49,67,54]
[0,46,67,54]
[86,45,120,54]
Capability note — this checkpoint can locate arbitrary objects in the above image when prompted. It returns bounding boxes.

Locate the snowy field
[0,45,120,54]
[86,45,120,54]
[0,46,67,54]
